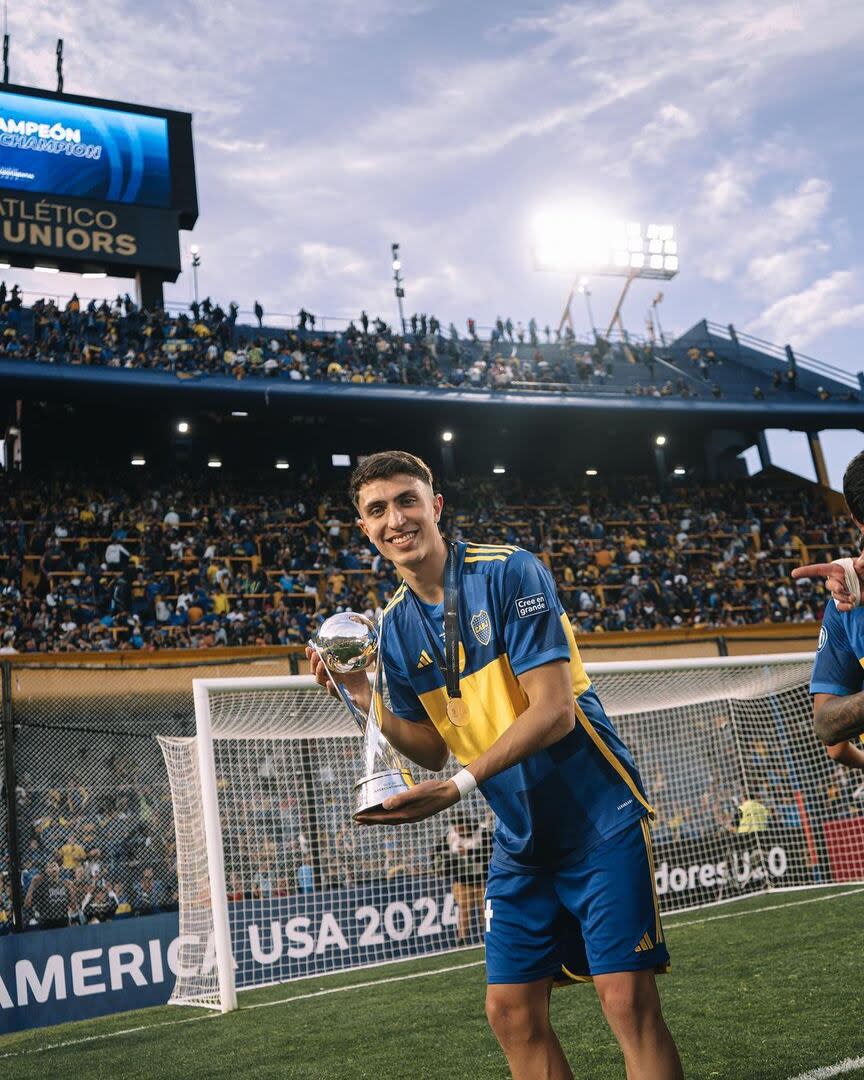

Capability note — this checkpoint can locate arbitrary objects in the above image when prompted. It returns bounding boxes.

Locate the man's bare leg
[593,970,683,1080]
[485,978,573,1080]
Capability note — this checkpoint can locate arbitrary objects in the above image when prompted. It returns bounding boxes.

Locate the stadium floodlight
[492,465,506,475]
[231,411,248,417]
[585,468,598,476]
[33,265,59,273]
[177,421,190,434]
[275,460,290,470]
[535,204,680,344]
[655,435,667,447]
[332,454,351,467]
[531,206,678,281]
[207,458,222,469]
[673,466,686,476]
[190,245,201,305]
[441,430,453,443]
[391,242,406,332]
[130,456,146,466]
[82,271,107,279]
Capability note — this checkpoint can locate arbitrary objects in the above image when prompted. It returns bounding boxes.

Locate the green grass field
[2,886,863,1080]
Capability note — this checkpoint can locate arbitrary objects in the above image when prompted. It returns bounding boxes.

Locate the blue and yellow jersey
[380,540,652,871]
[811,598,864,695]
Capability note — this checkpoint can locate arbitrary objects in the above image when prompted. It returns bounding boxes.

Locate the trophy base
[353,769,411,818]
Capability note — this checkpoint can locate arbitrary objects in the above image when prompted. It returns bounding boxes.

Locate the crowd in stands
[3,793,177,932]
[1,285,851,401]
[1,467,859,933]
[0,670,180,932]
[0,286,657,391]
[0,469,854,656]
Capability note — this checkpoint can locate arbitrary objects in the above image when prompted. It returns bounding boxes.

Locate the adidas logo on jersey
[417,649,434,670]
[634,932,654,953]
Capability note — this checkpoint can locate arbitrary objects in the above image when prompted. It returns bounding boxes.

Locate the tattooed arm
[813,692,864,746]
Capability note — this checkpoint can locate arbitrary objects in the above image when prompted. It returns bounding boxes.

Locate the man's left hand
[355,779,460,826]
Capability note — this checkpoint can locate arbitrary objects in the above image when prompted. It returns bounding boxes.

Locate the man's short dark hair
[349,450,434,509]
[843,450,864,524]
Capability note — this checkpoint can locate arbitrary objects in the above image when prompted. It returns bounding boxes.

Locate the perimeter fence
[0,654,298,934]
[0,627,828,942]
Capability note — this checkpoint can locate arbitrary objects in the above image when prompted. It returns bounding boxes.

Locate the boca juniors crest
[470,610,492,646]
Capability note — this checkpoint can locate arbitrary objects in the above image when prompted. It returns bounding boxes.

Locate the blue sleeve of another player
[496,549,570,677]
[810,601,864,696]
[381,620,428,723]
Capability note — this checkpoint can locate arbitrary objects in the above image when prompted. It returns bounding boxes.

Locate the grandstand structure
[1,285,862,1036]
[0,292,861,485]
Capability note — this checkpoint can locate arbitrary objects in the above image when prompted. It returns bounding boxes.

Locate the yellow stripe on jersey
[464,554,509,563]
[465,544,517,552]
[574,699,655,818]
[561,614,592,697]
[383,583,407,615]
[640,817,663,944]
[417,653,528,764]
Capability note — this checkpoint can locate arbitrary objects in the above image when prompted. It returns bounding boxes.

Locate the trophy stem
[310,618,415,814]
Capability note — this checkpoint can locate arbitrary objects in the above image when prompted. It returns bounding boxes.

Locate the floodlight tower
[391,243,406,334]
[190,245,201,305]
[531,209,679,344]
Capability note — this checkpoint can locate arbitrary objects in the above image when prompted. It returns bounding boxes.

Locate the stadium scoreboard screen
[0,83,197,281]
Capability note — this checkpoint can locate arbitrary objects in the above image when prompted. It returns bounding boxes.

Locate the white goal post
[158,651,864,1013]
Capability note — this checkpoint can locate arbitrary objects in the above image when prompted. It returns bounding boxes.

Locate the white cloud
[700,160,755,216]
[631,106,698,164]
[772,177,832,231]
[746,246,824,296]
[4,0,864,369]
[690,171,835,297]
[747,270,864,346]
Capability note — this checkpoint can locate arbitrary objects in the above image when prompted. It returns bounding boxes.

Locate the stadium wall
[574,623,819,662]
[1,621,820,673]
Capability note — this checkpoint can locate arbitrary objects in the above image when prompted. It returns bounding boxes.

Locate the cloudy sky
[6,1,864,484]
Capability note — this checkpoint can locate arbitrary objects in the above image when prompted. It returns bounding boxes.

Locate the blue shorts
[484,817,670,984]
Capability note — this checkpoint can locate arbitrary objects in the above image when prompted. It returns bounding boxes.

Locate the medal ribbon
[443,542,462,701]
[410,541,462,700]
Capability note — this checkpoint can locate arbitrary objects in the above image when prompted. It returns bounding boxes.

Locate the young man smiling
[307,450,682,1080]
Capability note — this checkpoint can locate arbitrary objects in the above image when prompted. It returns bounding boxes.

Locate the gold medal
[447,696,470,727]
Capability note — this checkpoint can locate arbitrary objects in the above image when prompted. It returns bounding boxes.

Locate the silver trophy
[311,611,413,818]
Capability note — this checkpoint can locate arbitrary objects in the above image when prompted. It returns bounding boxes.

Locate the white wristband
[832,558,862,609]
[450,767,477,800]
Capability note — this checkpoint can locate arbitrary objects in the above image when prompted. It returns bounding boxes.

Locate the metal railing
[705,321,860,390]
[8,287,666,346]
[5,286,856,388]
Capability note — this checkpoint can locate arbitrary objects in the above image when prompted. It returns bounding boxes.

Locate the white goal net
[158,652,864,1012]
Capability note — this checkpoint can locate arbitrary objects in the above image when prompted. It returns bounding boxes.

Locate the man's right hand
[792,553,864,612]
[305,646,372,713]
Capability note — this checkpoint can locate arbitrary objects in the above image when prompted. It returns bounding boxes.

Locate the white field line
[665,889,864,933]
[664,886,864,931]
[787,1057,864,1079]
[0,959,485,1062]
[0,1011,219,1061]
[1,886,861,1063]
[242,958,485,1010]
